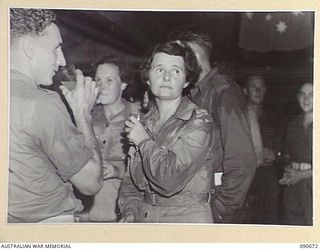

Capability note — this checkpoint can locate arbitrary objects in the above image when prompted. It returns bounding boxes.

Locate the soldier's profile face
[31,24,66,86]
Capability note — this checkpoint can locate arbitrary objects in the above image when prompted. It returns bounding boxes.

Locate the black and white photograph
[2,1,319,243]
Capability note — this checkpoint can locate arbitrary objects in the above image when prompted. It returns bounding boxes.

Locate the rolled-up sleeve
[32,94,93,181]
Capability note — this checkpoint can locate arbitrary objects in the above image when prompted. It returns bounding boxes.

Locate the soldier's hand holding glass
[59,63,77,91]
[60,67,99,115]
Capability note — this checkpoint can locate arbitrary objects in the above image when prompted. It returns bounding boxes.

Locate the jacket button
[210,188,215,194]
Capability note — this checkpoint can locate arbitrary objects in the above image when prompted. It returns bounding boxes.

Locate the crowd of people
[8,8,313,225]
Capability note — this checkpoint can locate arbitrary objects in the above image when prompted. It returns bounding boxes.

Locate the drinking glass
[58,63,77,91]
[128,113,141,150]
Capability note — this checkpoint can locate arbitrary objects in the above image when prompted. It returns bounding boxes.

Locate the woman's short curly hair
[141,41,201,96]
[10,8,56,42]
[94,54,131,84]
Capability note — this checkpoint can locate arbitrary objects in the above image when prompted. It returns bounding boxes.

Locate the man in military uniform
[9,8,102,223]
[168,30,257,223]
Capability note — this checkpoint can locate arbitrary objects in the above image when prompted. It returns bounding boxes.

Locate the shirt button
[144,212,148,218]
[102,140,106,144]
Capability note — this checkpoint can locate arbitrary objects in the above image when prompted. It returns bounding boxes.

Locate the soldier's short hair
[168,29,213,59]
[10,8,56,43]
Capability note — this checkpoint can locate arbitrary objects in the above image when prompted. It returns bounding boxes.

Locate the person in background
[85,55,140,222]
[118,41,215,223]
[168,29,256,223]
[279,82,313,225]
[242,74,282,224]
[9,8,102,223]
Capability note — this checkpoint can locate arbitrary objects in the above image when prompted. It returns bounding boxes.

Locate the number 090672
[300,244,319,248]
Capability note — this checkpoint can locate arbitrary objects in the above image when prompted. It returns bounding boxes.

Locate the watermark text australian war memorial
[1,244,71,249]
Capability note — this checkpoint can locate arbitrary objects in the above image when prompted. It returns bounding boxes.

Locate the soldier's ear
[121,82,128,91]
[22,36,36,59]
[183,82,189,88]
[146,80,150,86]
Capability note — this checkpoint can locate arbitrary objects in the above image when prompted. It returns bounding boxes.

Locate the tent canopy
[52,9,314,118]
[54,10,313,71]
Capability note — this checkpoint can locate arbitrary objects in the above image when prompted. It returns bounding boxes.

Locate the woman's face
[147,52,189,101]
[297,83,313,113]
[95,63,127,105]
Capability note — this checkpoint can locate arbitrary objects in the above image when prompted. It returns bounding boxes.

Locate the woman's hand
[60,69,99,115]
[125,115,150,146]
[279,168,312,186]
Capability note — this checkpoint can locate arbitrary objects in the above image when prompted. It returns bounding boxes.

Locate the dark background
[52,10,314,123]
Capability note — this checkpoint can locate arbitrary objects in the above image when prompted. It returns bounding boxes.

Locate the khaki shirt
[190,69,257,221]
[9,70,92,223]
[91,101,140,179]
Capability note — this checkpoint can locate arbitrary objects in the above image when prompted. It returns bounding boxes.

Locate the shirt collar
[109,105,128,124]
[194,67,219,92]
[174,97,198,120]
[145,97,197,122]
[11,70,37,88]
[10,69,49,92]
[92,100,130,126]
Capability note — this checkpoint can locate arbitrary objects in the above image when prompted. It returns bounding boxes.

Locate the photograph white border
[0,0,319,243]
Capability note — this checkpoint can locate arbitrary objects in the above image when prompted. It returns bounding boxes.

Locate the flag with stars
[239,12,314,52]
